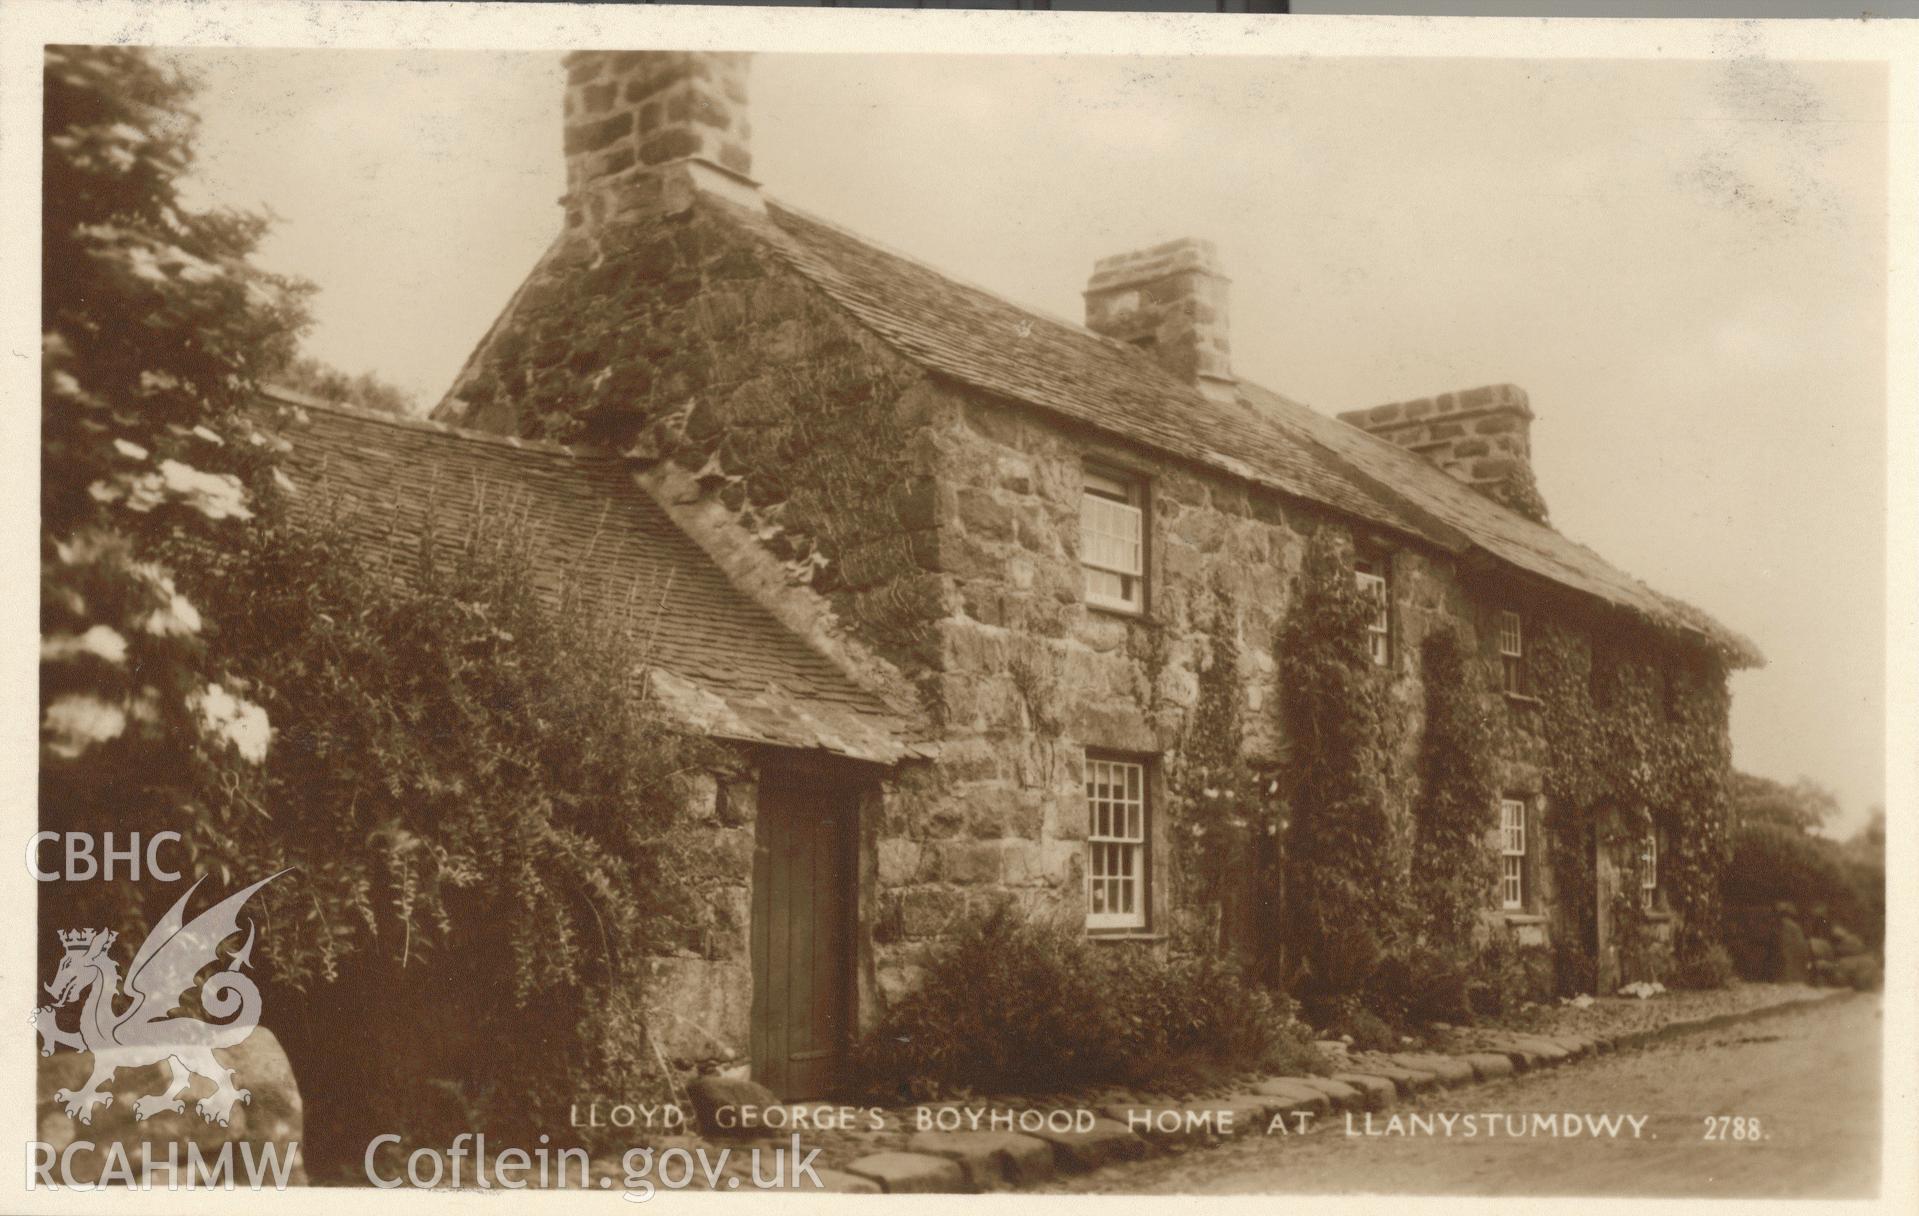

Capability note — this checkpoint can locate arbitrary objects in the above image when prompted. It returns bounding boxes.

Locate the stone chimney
[560,51,758,230]
[1083,239,1233,401]
[1337,384,1549,523]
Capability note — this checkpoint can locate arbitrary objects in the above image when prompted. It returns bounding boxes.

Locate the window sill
[1639,910,1674,924]
[1501,912,1548,926]
[1503,692,1541,706]
[1085,601,1148,622]
[1086,929,1165,943]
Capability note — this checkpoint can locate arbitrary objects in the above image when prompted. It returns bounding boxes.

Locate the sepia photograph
[9,1,1909,1207]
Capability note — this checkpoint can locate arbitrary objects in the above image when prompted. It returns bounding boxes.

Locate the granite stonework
[423,50,1749,1085]
[434,165,1688,1019]
[625,769,760,1068]
[854,379,1607,992]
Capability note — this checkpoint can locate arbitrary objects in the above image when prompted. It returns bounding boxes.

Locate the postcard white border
[1,3,1912,1214]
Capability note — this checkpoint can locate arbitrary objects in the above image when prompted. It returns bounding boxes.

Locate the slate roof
[261,389,921,762]
[742,199,1760,665]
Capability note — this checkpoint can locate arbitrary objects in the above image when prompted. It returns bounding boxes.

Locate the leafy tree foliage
[1731,771,1839,834]
[1726,771,1881,946]
[271,354,419,416]
[1847,806,1885,857]
[40,45,309,935]
[192,506,713,1153]
[40,48,711,1163]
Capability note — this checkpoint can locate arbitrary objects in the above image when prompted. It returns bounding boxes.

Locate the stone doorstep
[1024,1117,1148,1172]
[842,1150,967,1194]
[906,1130,1055,1189]
[1329,1073,1398,1110]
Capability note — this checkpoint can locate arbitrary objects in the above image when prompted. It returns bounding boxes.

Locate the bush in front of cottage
[852,904,1326,1101]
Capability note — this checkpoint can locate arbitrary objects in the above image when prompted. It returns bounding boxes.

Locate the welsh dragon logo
[33,872,284,1127]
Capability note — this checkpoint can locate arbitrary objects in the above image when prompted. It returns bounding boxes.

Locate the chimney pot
[1337,384,1549,523]
[1083,238,1233,398]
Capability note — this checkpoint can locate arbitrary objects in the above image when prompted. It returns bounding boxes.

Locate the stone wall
[437,192,943,689]
[641,767,758,1068]
[861,379,1588,998]
[434,169,1714,1024]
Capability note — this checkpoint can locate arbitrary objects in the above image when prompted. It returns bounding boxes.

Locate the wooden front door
[751,775,856,1099]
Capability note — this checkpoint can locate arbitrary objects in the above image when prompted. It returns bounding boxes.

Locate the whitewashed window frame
[1085,755,1149,932]
[1355,560,1390,667]
[1498,610,1526,696]
[1500,797,1527,910]
[1640,831,1658,911]
[1081,468,1145,615]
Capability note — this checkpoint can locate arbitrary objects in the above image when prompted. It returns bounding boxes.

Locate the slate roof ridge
[261,384,607,463]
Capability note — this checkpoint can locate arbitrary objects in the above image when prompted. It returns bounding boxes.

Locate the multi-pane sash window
[1498,610,1526,695]
[1500,797,1527,910]
[1085,757,1148,931]
[1640,831,1658,911]
[1082,469,1144,614]
[1355,559,1390,666]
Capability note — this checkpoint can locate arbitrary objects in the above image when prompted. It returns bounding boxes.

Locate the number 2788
[1703,1116,1763,1141]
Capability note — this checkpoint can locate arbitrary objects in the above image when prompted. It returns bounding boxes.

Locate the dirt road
[1045,993,1881,1198]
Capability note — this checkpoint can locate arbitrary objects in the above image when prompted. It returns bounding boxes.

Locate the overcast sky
[164,48,1888,836]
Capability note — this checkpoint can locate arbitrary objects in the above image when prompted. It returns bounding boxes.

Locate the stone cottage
[273,50,1761,1098]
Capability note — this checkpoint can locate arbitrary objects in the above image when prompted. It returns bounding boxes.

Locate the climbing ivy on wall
[1654,660,1735,961]
[1485,463,1549,526]
[1412,628,1499,953]
[1172,581,1281,959]
[1528,615,1735,990]
[1276,531,1407,996]
[460,203,936,668]
[749,353,931,659]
